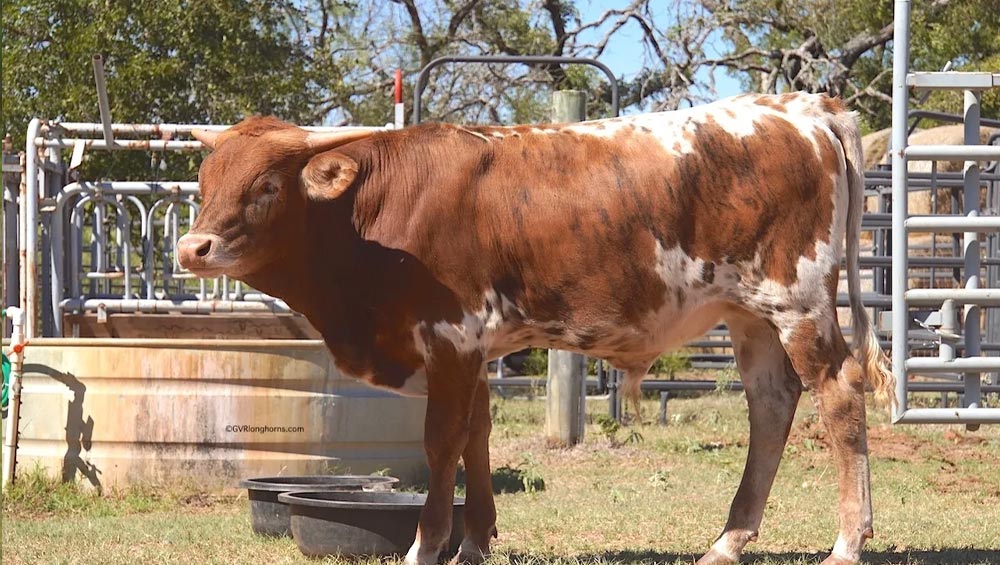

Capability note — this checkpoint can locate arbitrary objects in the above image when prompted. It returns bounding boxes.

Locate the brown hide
[184,105,842,389]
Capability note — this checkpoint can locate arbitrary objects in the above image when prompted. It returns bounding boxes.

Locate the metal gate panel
[890,0,1000,424]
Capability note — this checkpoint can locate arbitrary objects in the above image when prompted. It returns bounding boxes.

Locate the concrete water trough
[279,491,465,558]
[9,338,429,491]
[240,474,398,536]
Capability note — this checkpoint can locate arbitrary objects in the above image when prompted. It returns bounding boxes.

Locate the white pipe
[890,0,911,423]
[48,123,385,135]
[60,298,293,314]
[23,119,40,339]
[907,357,1000,373]
[893,408,1000,424]
[2,307,26,485]
[38,139,206,151]
[60,181,199,194]
[906,145,1000,161]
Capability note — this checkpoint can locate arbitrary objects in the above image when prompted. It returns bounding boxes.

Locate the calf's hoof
[695,548,738,565]
[820,554,859,565]
[447,538,487,565]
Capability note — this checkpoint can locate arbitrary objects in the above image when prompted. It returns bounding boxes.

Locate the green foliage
[522,348,548,376]
[515,453,545,493]
[717,0,1000,129]
[1,466,165,517]
[651,351,691,379]
[647,469,671,490]
[491,453,545,494]
[594,413,621,445]
[714,363,739,394]
[624,429,645,445]
[2,0,337,179]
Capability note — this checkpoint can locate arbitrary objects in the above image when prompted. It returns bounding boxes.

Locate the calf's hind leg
[779,314,873,565]
[697,312,802,565]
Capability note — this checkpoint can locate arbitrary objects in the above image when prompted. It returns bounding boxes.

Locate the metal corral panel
[14,339,428,490]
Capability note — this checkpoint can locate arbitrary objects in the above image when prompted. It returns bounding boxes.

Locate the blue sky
[576,0,744,108]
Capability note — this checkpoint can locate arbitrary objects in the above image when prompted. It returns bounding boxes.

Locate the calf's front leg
[450,378,496,564]
[404,354,483,565]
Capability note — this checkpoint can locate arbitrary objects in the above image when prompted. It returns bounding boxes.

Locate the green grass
[3,391,999,564]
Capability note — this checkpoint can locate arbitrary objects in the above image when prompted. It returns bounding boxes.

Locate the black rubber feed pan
[278,491,465,558]
[239,475,398,537]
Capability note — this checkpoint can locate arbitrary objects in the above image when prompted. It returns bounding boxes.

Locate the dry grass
[3,390,999,564]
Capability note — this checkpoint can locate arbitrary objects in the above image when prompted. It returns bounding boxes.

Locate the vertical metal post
[890,0,912,421]
[608,369,619,421]
[579,357,588,436]
[2,307,25,485]
[940,299,957,361]
[545,90,588,445]
[394,69,405,129]
[951,188,962,283]
[93,200,105,295]
[2,154,22,333]
[92,55,115,145]
[963,89,982,421]
[929,161,938,286]
[41,146,62,336]
[989,170,1000,387]
[658,391,669,425]
[22,119,41,339]
[874,186,886,294]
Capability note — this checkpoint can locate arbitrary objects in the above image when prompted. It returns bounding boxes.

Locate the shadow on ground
[499,548,999,564]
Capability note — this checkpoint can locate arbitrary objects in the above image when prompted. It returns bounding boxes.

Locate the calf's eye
[261,182,278,196]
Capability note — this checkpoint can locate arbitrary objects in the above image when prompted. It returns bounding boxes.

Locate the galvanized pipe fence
[7,120,387,340]
[889,0,1000,425]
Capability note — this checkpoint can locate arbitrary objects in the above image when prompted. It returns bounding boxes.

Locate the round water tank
[12,339,428,490]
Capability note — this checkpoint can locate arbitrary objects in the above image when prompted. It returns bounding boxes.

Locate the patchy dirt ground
[3,392,999,564]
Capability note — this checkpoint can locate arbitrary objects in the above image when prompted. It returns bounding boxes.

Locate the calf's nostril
[195,240,212,257]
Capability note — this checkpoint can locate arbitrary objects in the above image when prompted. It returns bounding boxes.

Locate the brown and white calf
[178,92,893,565]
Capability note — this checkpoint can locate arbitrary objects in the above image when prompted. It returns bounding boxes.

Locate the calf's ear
[301,151,359,201]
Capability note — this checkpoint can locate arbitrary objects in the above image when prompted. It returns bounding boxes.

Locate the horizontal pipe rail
[486,378,1000,394]
[905,216,1000,232]
[38,139,206,151]
[413,55,620,123]
[859,256,1000,268]
[57,181,199,196]
[60,298,292,314]
[906,109,1000,129]
[864,171,1000,187]
[906,357,1000,373]
[47,123,385,135]
[895,408,1000,424]
[905,289,1000,306]
[906,72,1000,91]
[905,145,1000,161]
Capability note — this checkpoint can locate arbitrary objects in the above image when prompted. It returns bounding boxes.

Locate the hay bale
[858,124,998,298]
[862,124,998,214]
[861,127,893,170]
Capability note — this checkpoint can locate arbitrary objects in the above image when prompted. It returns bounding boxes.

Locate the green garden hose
[2,350,9,410]
[2,308,8,410]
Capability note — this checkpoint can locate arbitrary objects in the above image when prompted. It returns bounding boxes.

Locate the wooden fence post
[545,90,587,446]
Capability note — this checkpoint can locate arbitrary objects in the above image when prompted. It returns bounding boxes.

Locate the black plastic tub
[239,475,398,537]
[278,491,465,558]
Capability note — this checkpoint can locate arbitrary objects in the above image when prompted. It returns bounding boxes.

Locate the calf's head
[177,117,373,278]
